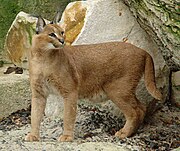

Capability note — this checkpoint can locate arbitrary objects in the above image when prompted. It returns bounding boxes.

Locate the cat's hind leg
[103,78,146,139]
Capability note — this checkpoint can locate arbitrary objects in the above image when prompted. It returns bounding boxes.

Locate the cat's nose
[59,38,64,44]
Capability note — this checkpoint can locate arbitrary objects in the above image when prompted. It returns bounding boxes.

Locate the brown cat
[25,15,162,142]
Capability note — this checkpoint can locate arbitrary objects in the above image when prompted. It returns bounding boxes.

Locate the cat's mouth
[52,40,65,48]
[58,38,65,45]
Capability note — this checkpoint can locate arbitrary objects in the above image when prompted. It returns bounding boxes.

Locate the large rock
[0,66,30,120]
[122,0,180,71]
[72,0,169,103]
[60,1,87,45]
[4,12,37,69]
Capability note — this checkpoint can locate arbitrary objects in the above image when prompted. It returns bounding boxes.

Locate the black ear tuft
[51,10,62,24]
[36,16,46,34]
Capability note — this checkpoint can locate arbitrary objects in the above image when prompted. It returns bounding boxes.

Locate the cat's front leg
[58,92,78,142]
[25,97,46,141]
[25,75,47,142]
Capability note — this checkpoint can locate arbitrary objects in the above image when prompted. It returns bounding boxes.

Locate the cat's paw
[115,128,130,139]
[25,133,39,142]
[58,135,73,142]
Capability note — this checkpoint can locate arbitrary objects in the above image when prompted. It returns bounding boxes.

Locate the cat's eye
[49,33,56,37]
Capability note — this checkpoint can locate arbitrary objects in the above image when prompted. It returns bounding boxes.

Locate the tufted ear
[36,16,46,34]
[51,10,62,24]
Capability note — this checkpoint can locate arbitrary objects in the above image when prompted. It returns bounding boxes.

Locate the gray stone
[4,11,50,69]
[4,12,37,69]
[0,66,30,120]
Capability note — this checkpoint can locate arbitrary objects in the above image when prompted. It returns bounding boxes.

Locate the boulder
[4,12,37,69]
[60,1,87,45]
[72,0,169,109]
[0,66,30,120]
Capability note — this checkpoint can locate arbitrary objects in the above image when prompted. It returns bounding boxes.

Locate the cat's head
[35,12,65,48]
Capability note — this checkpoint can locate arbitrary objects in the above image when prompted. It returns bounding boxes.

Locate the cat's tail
[144,53,162,101]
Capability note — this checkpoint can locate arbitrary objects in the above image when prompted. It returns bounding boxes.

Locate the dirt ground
[0,101,179,151]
